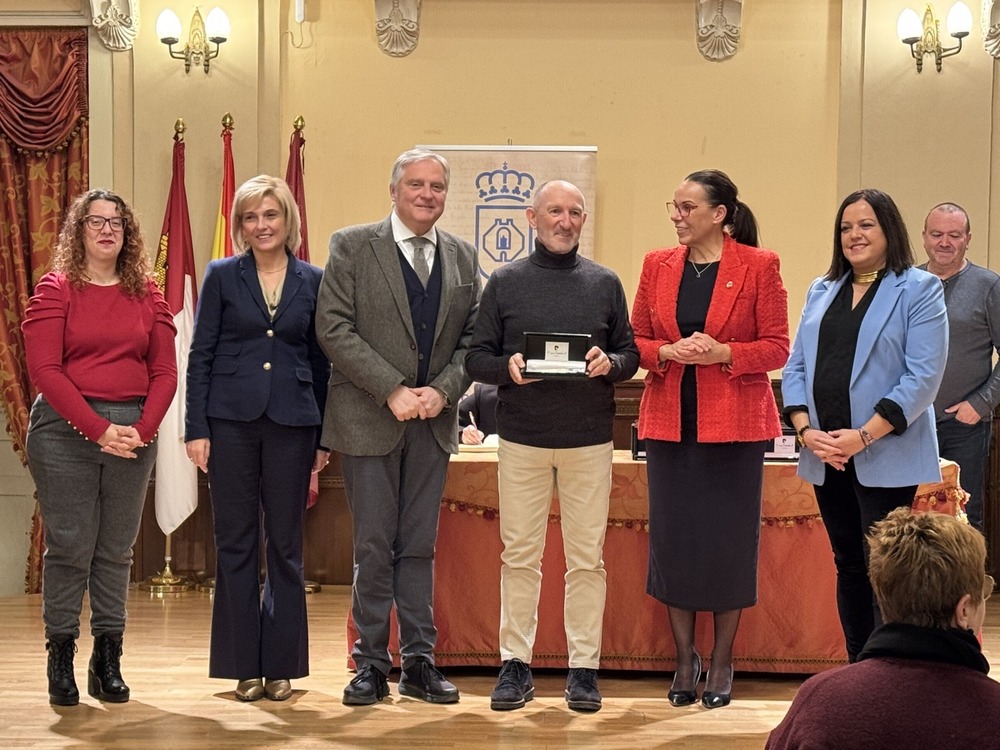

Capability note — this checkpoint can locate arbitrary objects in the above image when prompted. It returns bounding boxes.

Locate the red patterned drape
[0,28,89,593]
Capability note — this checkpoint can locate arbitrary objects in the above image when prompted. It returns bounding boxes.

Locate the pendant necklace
[689,258,719,278]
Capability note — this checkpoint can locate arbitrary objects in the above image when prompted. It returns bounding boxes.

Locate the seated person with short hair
[458,383,498,445]
[767,507,1000,749]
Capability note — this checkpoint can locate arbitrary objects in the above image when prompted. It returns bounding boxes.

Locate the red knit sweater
[22,273,177,444]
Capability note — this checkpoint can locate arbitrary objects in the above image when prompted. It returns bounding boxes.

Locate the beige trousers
[497,438,613,669]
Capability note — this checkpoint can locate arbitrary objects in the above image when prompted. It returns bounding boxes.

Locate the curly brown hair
[53,189,151,297]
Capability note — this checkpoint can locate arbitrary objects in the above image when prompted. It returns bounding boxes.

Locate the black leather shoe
[668,651,702,707]
[343,665,389,706]
[565,667,602,712]
[88,633,129,703]
[490,659,534,711]
[46,637,79,706]
[398,658,459,704]
[701,665,734,709]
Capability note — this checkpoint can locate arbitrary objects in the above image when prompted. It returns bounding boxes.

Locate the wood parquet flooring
[1,587,998,749]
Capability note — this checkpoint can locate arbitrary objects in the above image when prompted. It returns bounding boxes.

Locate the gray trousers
[341,419,449,675]
[26,396,156,640]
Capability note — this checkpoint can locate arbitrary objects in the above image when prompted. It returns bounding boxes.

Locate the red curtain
[0,28,89,593]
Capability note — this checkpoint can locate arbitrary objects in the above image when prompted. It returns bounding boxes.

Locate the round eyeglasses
[665,201,702,217]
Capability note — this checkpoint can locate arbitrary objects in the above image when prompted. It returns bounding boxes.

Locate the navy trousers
[206,416,315,680]
[936,417,991,531]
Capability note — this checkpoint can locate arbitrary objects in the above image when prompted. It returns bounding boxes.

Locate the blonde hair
[53,189,150,297]
[868,508,986,629]
[230,175,301,255]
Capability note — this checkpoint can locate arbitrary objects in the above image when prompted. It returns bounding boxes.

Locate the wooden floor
[3,589,999,750]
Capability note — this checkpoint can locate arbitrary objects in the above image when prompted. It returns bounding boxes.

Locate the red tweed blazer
[631,235,790,443]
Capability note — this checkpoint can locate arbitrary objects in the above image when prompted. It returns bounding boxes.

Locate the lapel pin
[726,281,734,288]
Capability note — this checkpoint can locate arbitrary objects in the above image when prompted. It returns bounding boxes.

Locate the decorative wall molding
[696,0,743,62]
[984,1,1000,58]
[375,0,421,57]
[89,0,138,51]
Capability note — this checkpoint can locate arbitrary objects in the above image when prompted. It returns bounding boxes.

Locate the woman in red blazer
[632,170,789,709]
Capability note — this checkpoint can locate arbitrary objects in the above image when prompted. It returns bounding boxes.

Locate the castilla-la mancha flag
[284,122,320,508]
[152,132,199,535]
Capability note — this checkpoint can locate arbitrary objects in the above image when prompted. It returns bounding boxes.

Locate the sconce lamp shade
[946,2,972,37]
[205,8,231,43]
[156,9,183,44]
[897,8,922,43]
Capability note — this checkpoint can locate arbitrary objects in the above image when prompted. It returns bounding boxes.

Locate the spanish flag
[210,117,235,259]
[152,126,199,536]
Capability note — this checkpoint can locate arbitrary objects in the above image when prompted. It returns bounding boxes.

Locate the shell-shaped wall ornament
[696,0,743,62]
[984,1,1000,58]
[89,0,138,52]
[375,0,422,58]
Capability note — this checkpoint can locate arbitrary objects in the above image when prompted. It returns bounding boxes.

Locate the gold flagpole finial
[221,112,234,130]
[174,119,186,139]
[293,115,305,132]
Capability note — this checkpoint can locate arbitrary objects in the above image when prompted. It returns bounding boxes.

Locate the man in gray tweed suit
[316,148,480,706]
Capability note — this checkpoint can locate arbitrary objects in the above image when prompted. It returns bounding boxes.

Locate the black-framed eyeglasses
[84,215,126,232]
[666,201,702,217]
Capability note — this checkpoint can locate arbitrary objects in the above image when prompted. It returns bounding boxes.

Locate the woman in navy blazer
[782,188,948,662]
[185,176,329,701]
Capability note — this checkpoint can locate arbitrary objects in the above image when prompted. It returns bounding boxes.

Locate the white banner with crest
[420,145,597,281]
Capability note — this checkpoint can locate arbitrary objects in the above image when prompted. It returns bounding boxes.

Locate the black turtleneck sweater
[465,240,638,449]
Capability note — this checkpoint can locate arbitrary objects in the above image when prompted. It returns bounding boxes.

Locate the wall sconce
[897,2,972,72]
[156,7,231,74]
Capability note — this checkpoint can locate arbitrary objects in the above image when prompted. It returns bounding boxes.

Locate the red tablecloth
[347,452,966,673]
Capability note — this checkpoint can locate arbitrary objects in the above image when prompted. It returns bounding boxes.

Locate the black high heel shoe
[701,665,734,709]
[667,651,702,707]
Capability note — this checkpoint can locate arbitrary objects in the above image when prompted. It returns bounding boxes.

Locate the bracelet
[859,427,875,451]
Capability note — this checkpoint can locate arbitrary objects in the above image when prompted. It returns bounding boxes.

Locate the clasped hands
[387,385,447,422]
[98,423,143,459]
[507,346,613,385]
[659,332,731,366]
[800,428,867,471]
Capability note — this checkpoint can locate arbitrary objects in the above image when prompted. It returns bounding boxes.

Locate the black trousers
[812,460,915,662]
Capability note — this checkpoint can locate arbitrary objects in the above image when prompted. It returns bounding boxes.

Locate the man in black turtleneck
[466,180,638,713]
[767,507,1000,749]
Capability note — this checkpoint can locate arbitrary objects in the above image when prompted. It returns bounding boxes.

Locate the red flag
[285,126,309,261]
[152,131,199,535]
[211,123,235,259]
[285,121,318,507]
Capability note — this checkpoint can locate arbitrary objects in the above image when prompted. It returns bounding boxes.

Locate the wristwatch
[796,424,814,447]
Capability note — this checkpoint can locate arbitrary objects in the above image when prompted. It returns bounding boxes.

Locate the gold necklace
[258,264,287,274]
[853,269,880,284]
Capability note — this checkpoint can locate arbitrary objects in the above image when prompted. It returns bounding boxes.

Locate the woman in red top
[23,189,177,706]
[632,170,789,709]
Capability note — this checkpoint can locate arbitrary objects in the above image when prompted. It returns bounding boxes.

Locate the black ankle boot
[88,633,130,703]
[46,637,79,706]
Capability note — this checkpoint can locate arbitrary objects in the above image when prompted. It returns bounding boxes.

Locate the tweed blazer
[632,235,790,443]
[782,267,948,487]
[185,251,329,440]
[316,216,480,456]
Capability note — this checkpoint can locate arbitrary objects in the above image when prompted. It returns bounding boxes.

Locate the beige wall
[2,0,998,332]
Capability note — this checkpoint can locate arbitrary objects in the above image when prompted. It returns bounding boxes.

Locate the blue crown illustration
[476,163,535,202]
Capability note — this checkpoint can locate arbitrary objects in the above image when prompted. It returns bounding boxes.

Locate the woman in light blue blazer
[782,189,948,661]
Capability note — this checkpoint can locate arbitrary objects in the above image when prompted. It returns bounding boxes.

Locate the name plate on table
[522,332,591,379]
[765,428,799,460]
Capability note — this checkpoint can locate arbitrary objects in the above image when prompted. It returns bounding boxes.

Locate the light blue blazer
[782,267,948,487]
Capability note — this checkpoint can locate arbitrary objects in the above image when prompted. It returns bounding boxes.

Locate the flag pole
[140,118,196,594]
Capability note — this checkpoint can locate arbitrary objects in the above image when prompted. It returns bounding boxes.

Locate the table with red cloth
[346,451,966,674]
